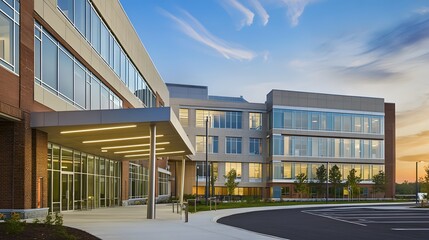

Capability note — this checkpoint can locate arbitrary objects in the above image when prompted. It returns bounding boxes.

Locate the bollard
[176,201,179,214]
[184,202,189,223]
[172,200,175,213]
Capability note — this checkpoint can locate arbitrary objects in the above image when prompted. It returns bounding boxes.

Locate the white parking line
[302,210,367,227]
[392,228,429,231]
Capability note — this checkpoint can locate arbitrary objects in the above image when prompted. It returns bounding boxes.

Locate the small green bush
[5,212,26,235]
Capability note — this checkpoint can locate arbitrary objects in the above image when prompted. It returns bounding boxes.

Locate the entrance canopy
[31,107,195,161]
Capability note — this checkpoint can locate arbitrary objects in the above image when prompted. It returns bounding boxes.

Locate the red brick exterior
[384,103,396,198]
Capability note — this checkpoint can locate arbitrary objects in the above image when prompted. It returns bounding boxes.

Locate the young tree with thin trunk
[224,169,239,197]
[315,164,328,198]
[372,170,385,198]
[294,173,308,198]
[329,165,342,199]
[346,168,362,199]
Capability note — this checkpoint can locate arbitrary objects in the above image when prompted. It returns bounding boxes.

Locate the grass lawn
[187,199,409,213]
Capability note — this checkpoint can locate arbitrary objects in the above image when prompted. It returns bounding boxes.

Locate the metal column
[180,157,186,207]
[147,124,157,219]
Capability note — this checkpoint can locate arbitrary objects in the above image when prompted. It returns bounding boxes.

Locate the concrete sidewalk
[62,202,413,240]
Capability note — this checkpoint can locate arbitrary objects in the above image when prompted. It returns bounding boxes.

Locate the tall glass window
[48,143,121,212]
[225,162,242,179]
[129,163,148,199]
[196,110,242,129]
[158,172,169,196]
[195,136,219,154]
[226,137,242,154]
[179,108,189,126]
[35,23,122,110]
[249,163,262,181]
[249,112,262,130]
[57,0,157,107]
[249,138,262,155]
[0,0,19,73]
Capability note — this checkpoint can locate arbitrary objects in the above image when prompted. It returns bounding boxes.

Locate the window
[225,162,242,179]
[58,0,157,108]
[249,138,262,155]
[195,136,219,154]
[226,137,242,154]
[42,33,58,91]
[281,187,290,195]
[59,48,74,100]
[249,112,262,130]
[179,108,189,126]
[158,172,169,196]
[196,110,242,129]
[35,23,122,110]
[249,163,262,181]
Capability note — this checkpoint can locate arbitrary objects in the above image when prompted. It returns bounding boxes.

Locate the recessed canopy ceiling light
[101,142,170,150]
[124,150,185,158]
[114,148,165,154]
[61,125,137,134]
[83,135,164,144]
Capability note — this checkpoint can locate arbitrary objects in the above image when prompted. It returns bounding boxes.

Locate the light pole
[205,116,210,205]
[416,161,418,204]
[326,162,329,203]
[196,165,199,200]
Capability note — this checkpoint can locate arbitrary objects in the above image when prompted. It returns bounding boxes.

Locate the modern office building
[0,0,194,219]
[167,84,396,199]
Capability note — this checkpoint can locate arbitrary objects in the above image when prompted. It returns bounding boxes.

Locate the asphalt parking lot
[217,204,429,240]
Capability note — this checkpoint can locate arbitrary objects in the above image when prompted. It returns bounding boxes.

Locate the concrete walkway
[62,202,414,240]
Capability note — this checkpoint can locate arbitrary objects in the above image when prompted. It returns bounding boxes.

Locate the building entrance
[61,172,74,211]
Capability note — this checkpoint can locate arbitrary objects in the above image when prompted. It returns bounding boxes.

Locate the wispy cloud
[222,0,255,28]
[281,0,313,27]
[163,9,256,61]
[248,0,270,26]
[416,7,429,15]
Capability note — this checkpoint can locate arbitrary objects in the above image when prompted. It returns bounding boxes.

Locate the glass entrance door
[61,173,74,211]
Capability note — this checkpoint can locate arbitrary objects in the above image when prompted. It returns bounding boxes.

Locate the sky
[120,0,429,183]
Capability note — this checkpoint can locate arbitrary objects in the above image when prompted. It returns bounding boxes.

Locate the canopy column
[147,124,156,219]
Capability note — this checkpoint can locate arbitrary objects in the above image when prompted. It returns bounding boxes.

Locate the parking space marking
[392,228,429,231]
[302,210,367,226]
[303,207,429,229]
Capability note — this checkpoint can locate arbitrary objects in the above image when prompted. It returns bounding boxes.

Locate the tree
[346,168,362,199]
[315,164,328,198]
[329,165,342,199]
[294,173,308,198]
[372,170,385,197]
[224,169,239,196]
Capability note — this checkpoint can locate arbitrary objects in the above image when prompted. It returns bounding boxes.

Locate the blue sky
[120,0,429,182]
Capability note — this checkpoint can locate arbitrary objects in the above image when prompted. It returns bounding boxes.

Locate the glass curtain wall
[272,162,384,181]
[34,22,123,110]
[0,0,19,73]
[195,136,219,153]
[57,0,156,107]
[272,109,384,134]
[158,172,169,196]
[272,135,384,159]
[196,110,242,129]
[47,143,121,212]
[128,162,149,199]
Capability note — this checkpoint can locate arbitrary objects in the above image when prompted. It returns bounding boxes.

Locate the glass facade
[196,110,242,129]
[57,0,156,107]
[225,162,242,179]
[128,163,148,199]
[0,0,19,73]
[179,108,189,126]
[272,109,384,134]
[158,172,169,196]
[273,162,384,182]
[195,136,219,153]
[226,137,242,154]
[249,138,262,155]
[34,22,123,110]
[249,163,262,182]
[47,143,121,212]
[272,135,384,159]
[249,112,262,130]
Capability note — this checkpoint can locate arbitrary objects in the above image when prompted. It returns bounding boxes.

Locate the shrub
[5,212,26,235]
